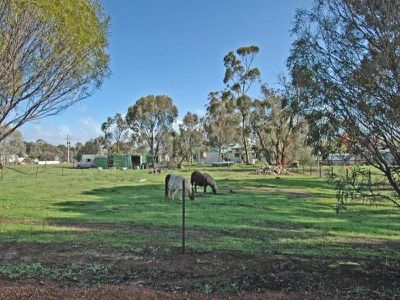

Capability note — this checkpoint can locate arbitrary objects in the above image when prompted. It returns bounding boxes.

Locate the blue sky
[20,0,311,146]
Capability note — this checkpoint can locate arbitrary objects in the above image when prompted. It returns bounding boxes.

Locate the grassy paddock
[0,164,399,260]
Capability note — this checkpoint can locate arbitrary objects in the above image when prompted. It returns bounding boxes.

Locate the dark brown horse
[190,171,217,194]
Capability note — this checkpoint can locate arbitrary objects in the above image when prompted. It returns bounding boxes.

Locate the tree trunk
[243,136,250,164]
[275,143,280,166]
[281,144,287,166]
[177,154,186,169]
[150,147,156,173]
[254,129,272,165]
[241,115,249,164]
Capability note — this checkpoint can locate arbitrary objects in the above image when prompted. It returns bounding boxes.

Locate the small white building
[81,154,96,163]
[202,149,220,165]
[37,160,60,165]
[202,143,257,165]
[76,154,96,168]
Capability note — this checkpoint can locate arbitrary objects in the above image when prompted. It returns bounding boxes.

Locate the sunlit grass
[0,164,399,260]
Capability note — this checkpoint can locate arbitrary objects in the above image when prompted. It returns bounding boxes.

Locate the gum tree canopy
[126,95,178,168]
[0,0,110,142]
[289,0,400,203]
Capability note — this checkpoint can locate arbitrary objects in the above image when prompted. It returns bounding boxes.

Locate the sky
[20,0,311,146]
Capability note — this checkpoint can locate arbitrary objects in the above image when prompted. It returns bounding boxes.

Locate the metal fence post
[368,169,372,191]
[182,179,186,254]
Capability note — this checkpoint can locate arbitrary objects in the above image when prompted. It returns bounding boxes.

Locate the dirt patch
[0,241,399,299]
[0,283,319,300]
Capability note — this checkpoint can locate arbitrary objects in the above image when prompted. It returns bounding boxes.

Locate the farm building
[112,154,131,168]
[77,154,149,169]
[82,154,96,163]
[201,148,220,165]
[202,144,257,165]
[94,155,109,168]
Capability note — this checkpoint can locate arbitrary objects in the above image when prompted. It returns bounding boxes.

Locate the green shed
[94,155,108,169]
[113,154,132,168]
[145,153,160,164]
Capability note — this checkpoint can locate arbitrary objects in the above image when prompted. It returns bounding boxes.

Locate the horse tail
[165,174,171,197]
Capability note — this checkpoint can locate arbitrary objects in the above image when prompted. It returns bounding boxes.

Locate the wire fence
[0,163,395,192]
[0,164,112,181]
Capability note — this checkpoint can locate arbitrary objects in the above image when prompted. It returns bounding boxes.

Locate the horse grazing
[190,171,217,194]
[165,174,195,201]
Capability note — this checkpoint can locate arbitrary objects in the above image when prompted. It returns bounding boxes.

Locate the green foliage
[0,262,59,280]
[333,166,400,211]
[204,91,239,159]
[250,83,308,165]
[126,95,178,164]
[202,283,213,295]
[0,262,109,285]
[0,0,110,142]
[24,139,62,161]
[101,113,129,154]
[223,45,261,164]
[0,129,25,162]
[176,112,203,166]
[288,0,400,199]
[11,0,109,64]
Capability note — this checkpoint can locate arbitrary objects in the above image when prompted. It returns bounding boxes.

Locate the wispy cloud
[20,123,71,145]
[75,117,103,143]
[20,117,102,145]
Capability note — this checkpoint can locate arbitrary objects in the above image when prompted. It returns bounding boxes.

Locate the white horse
[165,174,195,201]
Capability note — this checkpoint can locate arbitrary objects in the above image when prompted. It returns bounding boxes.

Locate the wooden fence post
[319,163,322,178]
[182,179,186,254]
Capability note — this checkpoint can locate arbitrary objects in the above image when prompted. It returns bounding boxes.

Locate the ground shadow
[36,176,400,259]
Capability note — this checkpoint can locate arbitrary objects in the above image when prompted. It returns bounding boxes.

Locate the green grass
[0,164,399,261]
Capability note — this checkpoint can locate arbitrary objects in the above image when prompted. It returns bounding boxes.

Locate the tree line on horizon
[98,46,316,168]
[0,0,398,207]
